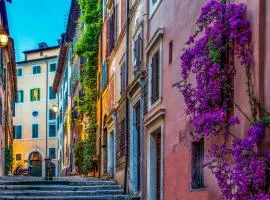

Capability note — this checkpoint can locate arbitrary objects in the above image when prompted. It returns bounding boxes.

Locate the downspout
[124,0,130,194]
[98,0,103,178]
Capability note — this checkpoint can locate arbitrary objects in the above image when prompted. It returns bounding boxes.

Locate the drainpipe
[124,0,130,194]
[98,0,103,178]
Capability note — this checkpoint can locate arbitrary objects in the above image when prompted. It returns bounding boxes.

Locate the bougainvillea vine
[177,0,270,199]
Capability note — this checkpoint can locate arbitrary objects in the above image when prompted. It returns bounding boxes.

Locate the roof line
[22,45,60,54]
[17,56,58,65]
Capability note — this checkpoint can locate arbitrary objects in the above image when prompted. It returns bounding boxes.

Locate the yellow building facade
[13,43,59,177]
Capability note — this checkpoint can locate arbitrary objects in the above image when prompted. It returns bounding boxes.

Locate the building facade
[53,0,82,176]
[0,0,17,176]
[13,43,59,177]
[97,0,270,199]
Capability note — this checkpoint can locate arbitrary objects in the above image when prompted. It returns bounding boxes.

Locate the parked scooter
[13,164,32,176]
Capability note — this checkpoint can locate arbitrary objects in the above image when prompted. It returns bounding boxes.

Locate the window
[133,32,143,76]
[30,88,40,101]
[32,111,39,117]
[101,62,108,89]
[150,0,160,14]
[150,50,160,104]
[49,109,56,120]
[49,87,56,99]
[32,124,39,138]
[17,68,23,77]
[49,148,56,159]
[50,63,57,72]
[120,62,127,94]
[169,40,173,64]
[13,126,22,139]
[16,154,22,161]
[17,90,24,103]
[191,139,204,189]
[32,66,41,74]
[49,123,56,137]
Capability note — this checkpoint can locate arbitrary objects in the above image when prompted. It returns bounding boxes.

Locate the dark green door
[30,160,42,177]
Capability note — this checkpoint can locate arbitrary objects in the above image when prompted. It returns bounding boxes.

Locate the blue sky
[7,0,71,61]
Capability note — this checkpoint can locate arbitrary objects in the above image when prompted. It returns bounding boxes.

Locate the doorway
[109,130,115,177]
[29,152,42,177]
[149,128,161,200]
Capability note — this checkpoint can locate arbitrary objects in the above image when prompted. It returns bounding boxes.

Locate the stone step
[0,195,131,200]
[0,180,116,186]
[0,190,124,196]
[0,184,122,191]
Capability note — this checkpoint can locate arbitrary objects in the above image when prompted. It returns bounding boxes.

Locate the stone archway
[26,147,46,177]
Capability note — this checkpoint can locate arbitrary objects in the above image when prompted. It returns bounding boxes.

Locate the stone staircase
[0,176,134,200]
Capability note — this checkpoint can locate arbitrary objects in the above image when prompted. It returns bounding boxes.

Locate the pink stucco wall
[147,0,269,199]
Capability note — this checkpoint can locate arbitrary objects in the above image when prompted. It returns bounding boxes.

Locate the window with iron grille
[120,62,127,94]
[133,32,142,76]
[120,119,126,157]
[150,50,160,104]
[191,139,205,189]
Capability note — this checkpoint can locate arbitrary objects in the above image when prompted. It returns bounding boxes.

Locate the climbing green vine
[5,147,12,175]
[73,0,101,174]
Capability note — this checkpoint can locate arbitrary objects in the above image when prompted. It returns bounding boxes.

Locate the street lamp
[0,28,9,48]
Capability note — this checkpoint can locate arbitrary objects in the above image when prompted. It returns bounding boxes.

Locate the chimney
[38,42,48,49]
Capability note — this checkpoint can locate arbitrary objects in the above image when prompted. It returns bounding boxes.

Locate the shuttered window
[32,124,39,138]
[133,33,143,75]
[120,62,127,94]
[30,88,40,101]
[17,68,23,77]
[17,90,24,103]
[49,86,56,99]
[50,63,57,72]
[32,66,41,74]
[13,126,22,139]
[191,139,204,189]
[49,123,56,137]
[102,62,108,89]
[151,50,160,104]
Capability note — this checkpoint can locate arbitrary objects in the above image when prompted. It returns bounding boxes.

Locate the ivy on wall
[73,0,101,174]
[5,147,12,175]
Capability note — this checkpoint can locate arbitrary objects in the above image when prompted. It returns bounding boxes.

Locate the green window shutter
[30,89,33,101]
[37,88,40,100]
[37,66,41,73]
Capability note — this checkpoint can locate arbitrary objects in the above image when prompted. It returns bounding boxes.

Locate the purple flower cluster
[179,0,270,199]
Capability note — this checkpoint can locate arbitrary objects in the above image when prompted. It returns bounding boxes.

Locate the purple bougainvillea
[178,0,270,199]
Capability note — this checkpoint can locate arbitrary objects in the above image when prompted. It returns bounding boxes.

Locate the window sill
[148,98,162,113]
[189,184,207,192]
